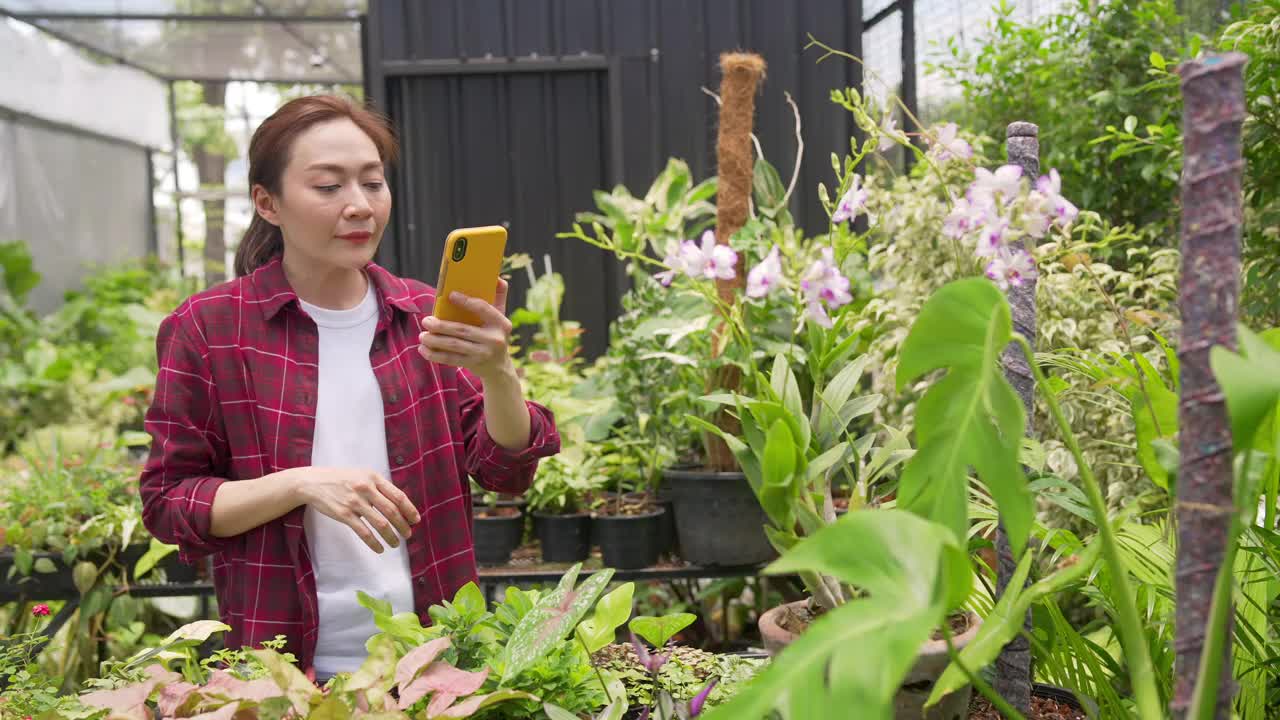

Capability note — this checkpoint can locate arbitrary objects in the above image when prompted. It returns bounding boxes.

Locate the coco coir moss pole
[712,52,766,302]
[703,52,766,473]
[1171,52,1247,720]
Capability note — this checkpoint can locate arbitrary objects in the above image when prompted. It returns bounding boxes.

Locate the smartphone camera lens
[452,237,468,262]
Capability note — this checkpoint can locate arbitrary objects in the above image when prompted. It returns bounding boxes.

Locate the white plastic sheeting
[0,19,163,313]
[0,18,169,150]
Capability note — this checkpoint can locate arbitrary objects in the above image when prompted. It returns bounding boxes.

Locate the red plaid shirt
[139,258,559,670]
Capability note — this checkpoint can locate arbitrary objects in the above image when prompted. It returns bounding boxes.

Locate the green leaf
[1149,51,1166,71]
[806,442,850,484]
[760,419,799,530]
[688,177,718,204]
[926,540,1102,706]
[345,632,398,707]
[628,613,697,649]
[14,548,32,576]
[814,355,872,445]
[33,557,57,574]
[0,241,40,304]
[309,697,353,720]
[686,415,763,494]
[752,157,787,211]
[771,355,809,449]
[1126,376,1179,489]
[73,561,99,594]
[452,581,486,615]
[159,619,232,646]
[542,704,582,720]
[358,589,395,620]
[576,582,636,654]
[705,510,968,720]
[1124,115,1138,133]
[502,564,615,683]
[133,538,179,580]
[1211,327,1280,456]
[252,648,320,713]
[896,278,1032,555]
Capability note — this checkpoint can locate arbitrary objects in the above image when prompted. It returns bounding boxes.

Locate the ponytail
[234,214,283,277]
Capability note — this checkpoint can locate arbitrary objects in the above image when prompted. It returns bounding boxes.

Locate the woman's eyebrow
[303,161,384,173]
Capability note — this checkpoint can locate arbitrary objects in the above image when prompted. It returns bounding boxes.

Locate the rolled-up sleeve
[457,368,560,494]
[139,312,237,563]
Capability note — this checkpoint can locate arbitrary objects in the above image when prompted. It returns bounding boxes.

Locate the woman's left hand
[418,278,516,382]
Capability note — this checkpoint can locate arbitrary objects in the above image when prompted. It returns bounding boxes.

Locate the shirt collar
[250,256,423,322]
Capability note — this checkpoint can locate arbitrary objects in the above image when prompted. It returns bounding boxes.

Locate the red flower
[31,604,50,617]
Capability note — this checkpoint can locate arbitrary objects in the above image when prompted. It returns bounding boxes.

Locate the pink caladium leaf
[426,692,460,716]
[429,689,540,719]
[156,681,200,716]
[394,636,453,689]
[200,669,285,701]
[398,663,490,710]
[185,702,241,720]
[79,679,163,713]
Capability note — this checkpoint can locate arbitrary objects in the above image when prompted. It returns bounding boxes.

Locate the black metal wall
[365,0,871,359]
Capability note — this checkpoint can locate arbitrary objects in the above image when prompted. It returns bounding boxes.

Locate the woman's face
[254,118,391,273]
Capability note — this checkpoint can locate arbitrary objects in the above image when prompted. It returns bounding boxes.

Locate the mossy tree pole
[993,121,1040,716]
[1171,52,1247,720]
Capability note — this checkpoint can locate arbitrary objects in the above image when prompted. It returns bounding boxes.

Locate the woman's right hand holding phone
[295,468,421,553]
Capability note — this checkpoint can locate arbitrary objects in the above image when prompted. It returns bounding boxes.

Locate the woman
[138,95,559,681]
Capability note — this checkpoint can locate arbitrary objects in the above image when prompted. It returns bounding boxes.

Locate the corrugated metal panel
[368,0,869,359]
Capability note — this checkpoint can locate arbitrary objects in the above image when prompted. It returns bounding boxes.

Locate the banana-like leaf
[896,278,1032,556]
[701,510,970,720]
[1211,326,1280,458]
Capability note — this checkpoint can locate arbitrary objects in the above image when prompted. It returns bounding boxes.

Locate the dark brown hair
[233,95,399,277]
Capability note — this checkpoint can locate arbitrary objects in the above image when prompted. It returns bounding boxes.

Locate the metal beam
[4,12,359,23]
[863,0,903,31]
[382,55,610,78]
[0,9,167,80]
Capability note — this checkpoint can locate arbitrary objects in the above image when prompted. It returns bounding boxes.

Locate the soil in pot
[967,687,1087,720]
[531,511,591,563]
[472,506,524,566]
[592,504,664,570]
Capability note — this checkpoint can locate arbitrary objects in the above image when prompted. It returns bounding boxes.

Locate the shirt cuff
[476,401,559,470]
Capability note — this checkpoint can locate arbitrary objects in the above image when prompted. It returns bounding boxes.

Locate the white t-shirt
[299,280,414,678]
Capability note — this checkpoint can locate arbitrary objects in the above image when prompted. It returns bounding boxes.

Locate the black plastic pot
[655,496,677,557]
[662,468,776,566]
[1032,682,1097,716]
[532,511,591,563]
[593,508,664,570]
[472,509,524,566]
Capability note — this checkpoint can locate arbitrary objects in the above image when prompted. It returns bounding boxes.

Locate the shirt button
[395,455,406,466]
[417,576,426,585]
[372,339,384,352]
[388,391,399,404]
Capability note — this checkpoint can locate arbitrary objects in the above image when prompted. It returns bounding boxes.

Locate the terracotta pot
[758,600,981,719]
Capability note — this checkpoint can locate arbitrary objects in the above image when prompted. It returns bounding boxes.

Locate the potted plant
[527,447,600,563]
[562,54,803,567]
[590,474,667,571]
[470,485,526,567]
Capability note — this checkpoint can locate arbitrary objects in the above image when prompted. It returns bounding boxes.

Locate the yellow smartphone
[433,225,508,326]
